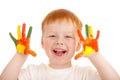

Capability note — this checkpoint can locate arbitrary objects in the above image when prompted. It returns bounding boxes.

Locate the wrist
[16,52,28,58]
[87,51,100,60]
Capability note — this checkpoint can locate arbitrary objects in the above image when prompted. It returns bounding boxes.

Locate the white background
[0,0,120,75]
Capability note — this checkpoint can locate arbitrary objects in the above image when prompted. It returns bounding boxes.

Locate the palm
[9,23,36,57]
[74,24,100,60]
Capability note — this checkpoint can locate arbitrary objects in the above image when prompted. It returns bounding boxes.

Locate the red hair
[42,9,82,32]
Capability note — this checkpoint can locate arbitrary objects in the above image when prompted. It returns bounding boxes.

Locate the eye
[48,35,56,37]
[65,35,72,38]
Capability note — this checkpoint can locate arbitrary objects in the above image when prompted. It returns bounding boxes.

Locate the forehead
[43,19,77,32]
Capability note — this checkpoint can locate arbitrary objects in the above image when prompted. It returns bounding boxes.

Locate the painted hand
[74,24,100,60]
[9,23,36,57]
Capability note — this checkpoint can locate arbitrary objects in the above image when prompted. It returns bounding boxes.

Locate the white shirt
[18,63,101,80]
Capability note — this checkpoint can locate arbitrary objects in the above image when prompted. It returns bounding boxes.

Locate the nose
[57,42,63,45]
[56,37,64,45]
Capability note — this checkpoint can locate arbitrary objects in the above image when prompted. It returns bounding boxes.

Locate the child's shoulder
[72,64,101,79]
[73,65,96,73]
[22,63,46,71]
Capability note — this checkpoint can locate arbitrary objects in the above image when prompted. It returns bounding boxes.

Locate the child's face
[41,20,80,68]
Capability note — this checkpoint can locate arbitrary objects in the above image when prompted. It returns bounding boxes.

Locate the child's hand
[74,24,100,60]
[9,23,36,57]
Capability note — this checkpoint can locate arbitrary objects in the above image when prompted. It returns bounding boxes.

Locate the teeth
[53,50,66,54]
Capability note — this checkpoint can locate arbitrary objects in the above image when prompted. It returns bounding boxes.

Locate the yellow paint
[83,46,95,56]
[17,25,21,40]
[89,26,94,38]
[16,44,25,53]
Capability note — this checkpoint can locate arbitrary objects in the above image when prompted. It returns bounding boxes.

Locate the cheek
[66,40,76,50]
[42,39,48,45]
[66,41,76,58]
[42,39,55,50]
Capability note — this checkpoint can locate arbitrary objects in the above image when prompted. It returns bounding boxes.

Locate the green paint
[9,32,17,46]
[27,26,32,38]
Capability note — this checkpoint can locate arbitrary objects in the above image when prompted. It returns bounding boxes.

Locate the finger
[9,33,17,46]
[22,23,26,39]
[88,26,94,38]
[85,24,89,38]
[27,26,32,38]
[25,50,36,57]
[77,29,84,41]
[74,52,84,60]
[17,25,21,40]
[95,30,100,40]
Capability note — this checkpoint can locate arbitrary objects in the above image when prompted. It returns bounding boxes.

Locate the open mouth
[53,49,67,56]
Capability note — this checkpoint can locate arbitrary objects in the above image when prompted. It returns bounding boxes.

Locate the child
[0,9,120,80]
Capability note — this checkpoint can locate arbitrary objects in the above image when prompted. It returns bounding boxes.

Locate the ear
[41,38,44,48]
[75,41,81,52]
